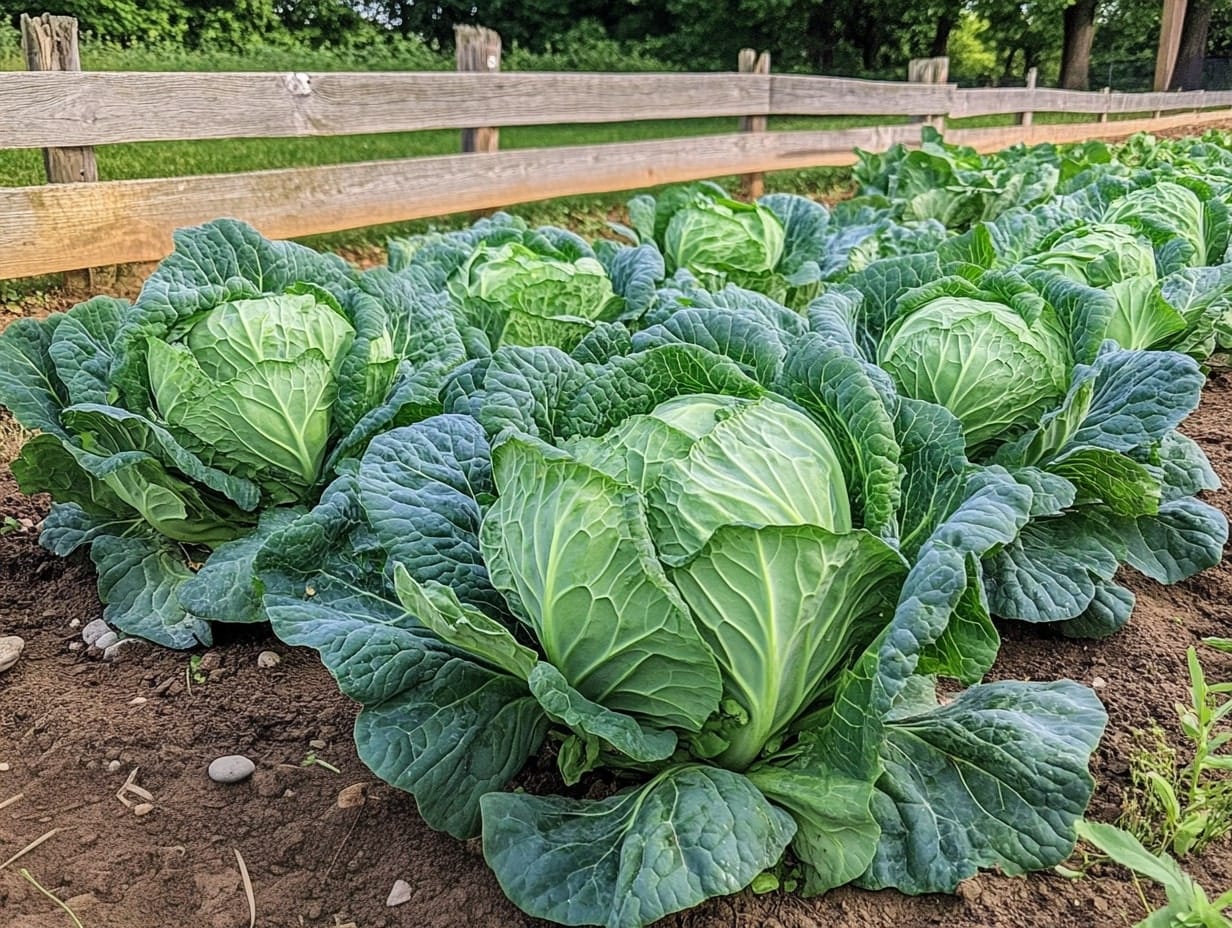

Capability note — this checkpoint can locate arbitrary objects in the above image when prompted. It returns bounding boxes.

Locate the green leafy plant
[0,220,466,647]
[254,337,1107,928]
[1121,647,1232,857]
[1077,820,1232,927]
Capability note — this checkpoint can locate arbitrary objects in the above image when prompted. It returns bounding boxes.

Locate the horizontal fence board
[0,124,921,278]
[951,86,1208,118]
[0,70,774,149]
[947,107,1232,150]
[770,74,955,115]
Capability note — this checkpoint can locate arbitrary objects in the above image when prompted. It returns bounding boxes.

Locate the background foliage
[3,0,1232,88]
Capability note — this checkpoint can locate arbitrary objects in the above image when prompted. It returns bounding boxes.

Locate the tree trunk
[929,12,956,58]
[807,4,837,71]
[861,26,880,69]
[1059,0,1097,90]
[1170,0,1211,90]
[1001,45,1018,82]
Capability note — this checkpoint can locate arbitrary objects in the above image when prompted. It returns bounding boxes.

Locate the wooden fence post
[907,56,948,131]
[1018,67,1038,126]
[21,13,101,289]
[1099,85,1111,122]
[738,49,770,199]
[455,26,501,154]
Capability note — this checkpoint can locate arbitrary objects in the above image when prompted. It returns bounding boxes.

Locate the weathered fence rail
[2,17,1232,280]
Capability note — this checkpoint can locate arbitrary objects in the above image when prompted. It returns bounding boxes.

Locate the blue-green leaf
[482,766,794,928]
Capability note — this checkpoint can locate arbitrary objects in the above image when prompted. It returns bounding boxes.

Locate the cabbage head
[452,242,618,350]
[257,345,1105,928]
[663,194,786,281]
[878,288,1070,447]
[147,292,362,500]
[1104,181,1221,269]
[1019,223,1157,287]
[0,220,466,647]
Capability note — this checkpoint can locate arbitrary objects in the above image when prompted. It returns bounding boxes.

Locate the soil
[3,124,1232,928]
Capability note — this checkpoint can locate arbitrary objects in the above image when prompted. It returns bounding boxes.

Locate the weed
[0,410,34,465]
[1077,820,1232,927]
[1119,647,1232,857]
[186,655,207,694]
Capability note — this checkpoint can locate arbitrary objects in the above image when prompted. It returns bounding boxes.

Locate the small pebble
[256,650,281,669]
[337,783,366,808]
[309,739,326,750]
[197,651,222,672]
[129,697,147,706]
[386,879,412,907]
[68,618,80,629]
[107,760,122,773]
[92,631,119,651]
[1092,676,1107,689]
[132,803,154,817]
[0,636,25,673]
[81,619,111,647]
[104,639,141,662]
[68,642,83,652]
[207,755,255,784]
[0,763,10,772]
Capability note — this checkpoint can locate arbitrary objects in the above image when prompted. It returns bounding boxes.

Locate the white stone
[386,880,412,907]
[92,631,119,651]
[256,650,281,669]
[207,755,256,784]
[0,636,24,673]
[81,619,111,647]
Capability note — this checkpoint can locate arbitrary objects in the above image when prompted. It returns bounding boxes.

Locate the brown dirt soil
[1,372,1230,928]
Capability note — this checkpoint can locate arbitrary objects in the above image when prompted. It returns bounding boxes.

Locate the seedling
[1120,647,1232,857]
[183,655,208,695]
[301,752,341,774]
[1077,820,1232,927]
[0,516,19,536]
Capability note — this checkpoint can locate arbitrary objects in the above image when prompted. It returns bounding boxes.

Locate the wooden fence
[3,15,1232,280]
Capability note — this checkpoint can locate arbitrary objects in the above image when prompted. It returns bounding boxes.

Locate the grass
[0,409,33,466]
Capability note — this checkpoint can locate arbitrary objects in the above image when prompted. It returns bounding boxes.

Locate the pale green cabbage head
[877,296,1071,447]
[147,291,356,499]
[1020,223,1157,287]
[664,196,786,279]
[455,242,617,350]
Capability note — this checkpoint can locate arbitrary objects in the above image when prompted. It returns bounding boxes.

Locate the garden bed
[0,369,1229,928]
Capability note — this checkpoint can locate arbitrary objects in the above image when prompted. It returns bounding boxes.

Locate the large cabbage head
[488,392,898,772]
[877,293,1071,447]
[454,242,617,350]
[663,195,786,279]
[1104,181,1214,268]
[147,290,359,501]
[1020,223,1157,286]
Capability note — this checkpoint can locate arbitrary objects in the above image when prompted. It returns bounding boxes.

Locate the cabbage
[877,293,1071,446]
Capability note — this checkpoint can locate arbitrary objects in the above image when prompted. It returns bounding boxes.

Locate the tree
[1059,0,1097,88]
[1171,0,1213,89]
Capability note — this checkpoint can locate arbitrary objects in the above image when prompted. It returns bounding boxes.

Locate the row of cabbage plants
[2,129,1230,927]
